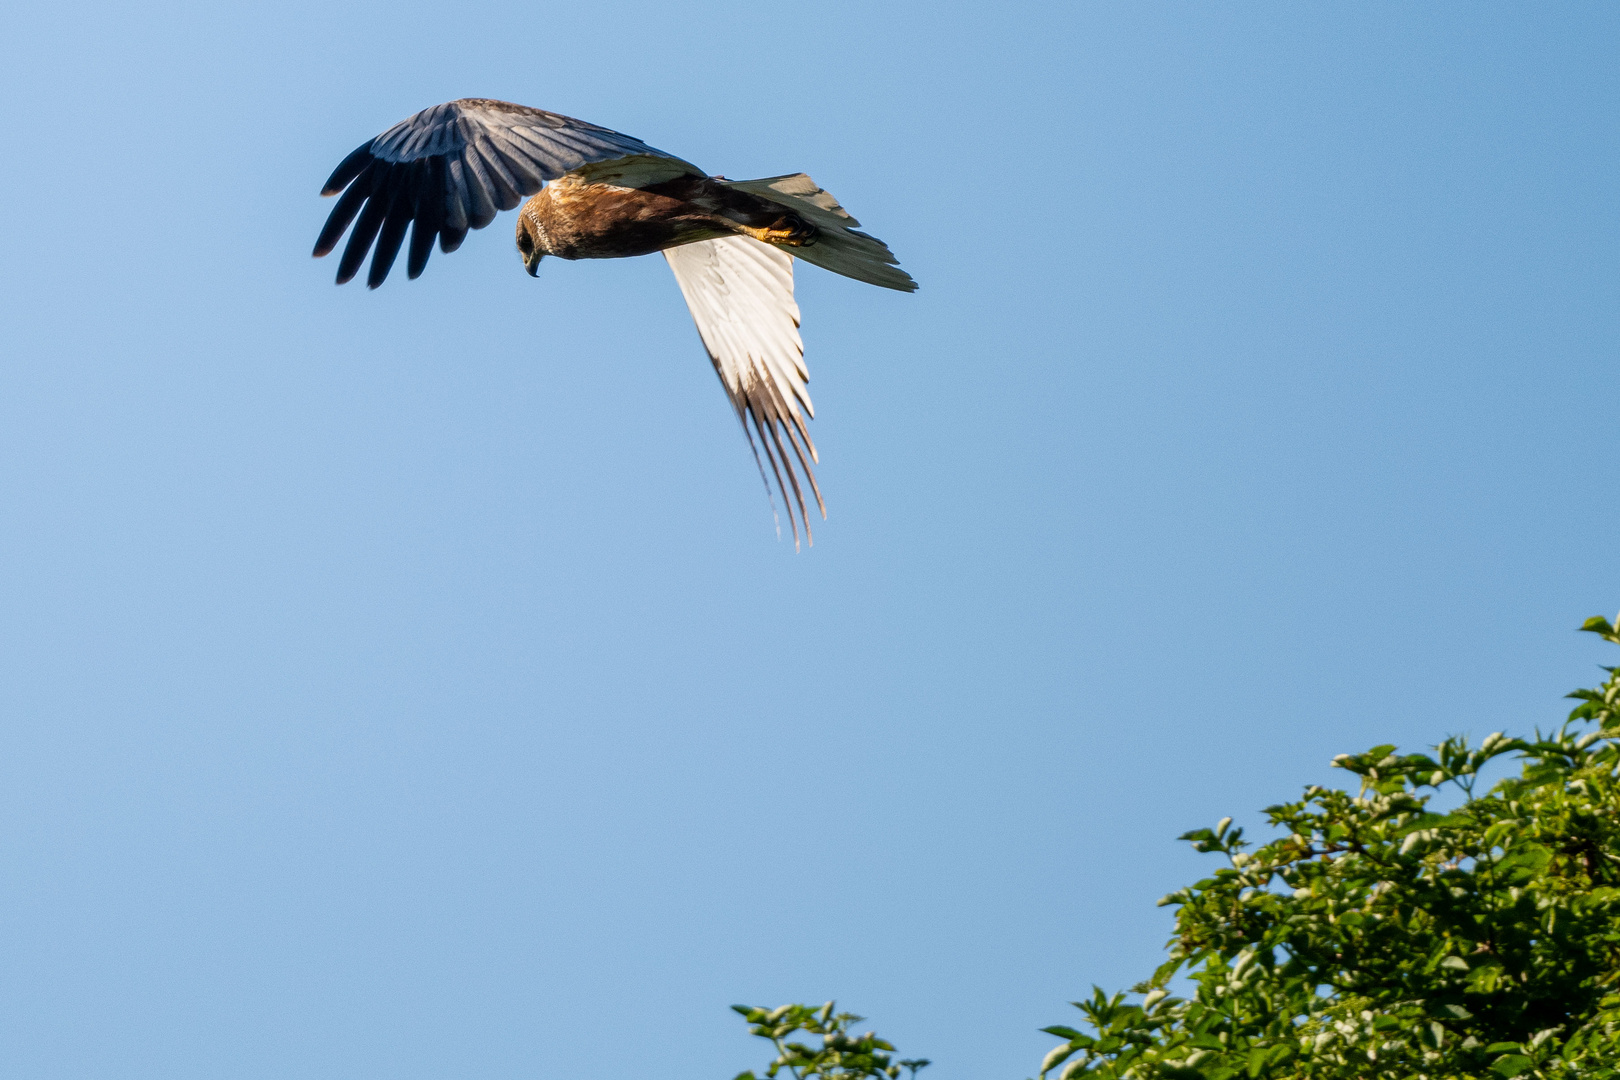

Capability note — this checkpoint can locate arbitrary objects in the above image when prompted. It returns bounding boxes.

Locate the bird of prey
[313,98,915,547]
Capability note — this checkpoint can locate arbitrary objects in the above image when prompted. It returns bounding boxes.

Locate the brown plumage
[515,172,816,265]
[313,99,914,547]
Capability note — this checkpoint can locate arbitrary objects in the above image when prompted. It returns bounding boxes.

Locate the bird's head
[516,213,545,276]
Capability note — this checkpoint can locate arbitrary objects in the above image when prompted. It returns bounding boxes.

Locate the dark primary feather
[405,157,444,276]
[312,166,373,257]
[368,199,413,288]
[438,223,469,255]
[313,98,696,288]
[337,184,392,285]
[322,141,375,196]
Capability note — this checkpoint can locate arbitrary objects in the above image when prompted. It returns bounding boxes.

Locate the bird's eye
[517,232,534,254]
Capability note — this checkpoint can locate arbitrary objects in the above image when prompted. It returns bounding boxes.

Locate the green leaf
[1491,1055,1534,1077]
[1580,615,1616,636]
[1039,1045,1075,1074]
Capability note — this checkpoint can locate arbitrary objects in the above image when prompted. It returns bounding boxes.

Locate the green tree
[1036,613,1620,1079]
[730,1003,930,1080]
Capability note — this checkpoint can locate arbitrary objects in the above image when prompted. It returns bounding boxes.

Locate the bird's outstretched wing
[663,236,824,548]
[313,99,699,288]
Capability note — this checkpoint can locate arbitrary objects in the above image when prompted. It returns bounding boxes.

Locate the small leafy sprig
[731,1003,929,1080]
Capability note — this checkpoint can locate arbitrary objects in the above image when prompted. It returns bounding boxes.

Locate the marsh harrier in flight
[314,98,915,547]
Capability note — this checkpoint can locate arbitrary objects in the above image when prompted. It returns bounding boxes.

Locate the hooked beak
[524,251,542,277]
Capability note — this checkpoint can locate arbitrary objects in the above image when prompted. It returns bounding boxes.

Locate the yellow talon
[748,217,817,247]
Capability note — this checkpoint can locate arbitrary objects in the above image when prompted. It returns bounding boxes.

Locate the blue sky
[1,3,1616,1077]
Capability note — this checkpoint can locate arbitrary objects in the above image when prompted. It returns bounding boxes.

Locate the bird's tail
[721,174,917,293]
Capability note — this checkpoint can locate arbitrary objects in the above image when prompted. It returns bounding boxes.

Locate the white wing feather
[664,236,824,548]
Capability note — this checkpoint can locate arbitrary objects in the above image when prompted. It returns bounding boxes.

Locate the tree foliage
[1037,614,1620,1079]
[730,1003,930,1080]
